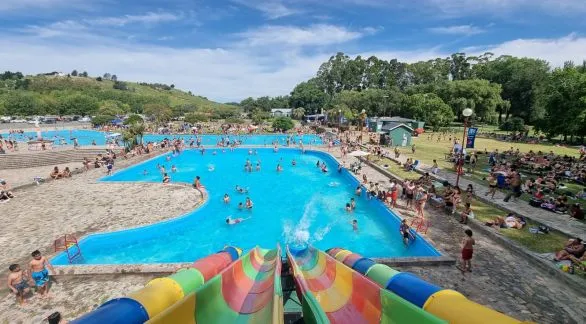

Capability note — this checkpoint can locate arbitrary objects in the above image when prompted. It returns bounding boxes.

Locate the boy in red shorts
[458,229,475,272]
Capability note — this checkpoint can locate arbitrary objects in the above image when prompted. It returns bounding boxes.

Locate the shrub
[272,117,294,131]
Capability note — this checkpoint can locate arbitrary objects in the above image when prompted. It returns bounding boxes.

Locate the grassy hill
[0,73,238,116]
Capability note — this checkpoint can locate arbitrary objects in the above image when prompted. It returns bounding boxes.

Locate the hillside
[0,72,238,117]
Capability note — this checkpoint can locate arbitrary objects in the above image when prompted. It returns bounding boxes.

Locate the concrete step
[0,149,110,169]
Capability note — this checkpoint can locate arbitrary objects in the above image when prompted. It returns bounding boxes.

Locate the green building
[381,122,413,147]
[369,117,424,132]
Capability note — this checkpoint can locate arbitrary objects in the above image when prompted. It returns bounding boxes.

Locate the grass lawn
[466,196,568,253]
[369,156,421,180]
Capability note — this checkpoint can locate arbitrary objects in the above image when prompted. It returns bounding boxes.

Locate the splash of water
[207,164,215,172]
[282,194,337,248]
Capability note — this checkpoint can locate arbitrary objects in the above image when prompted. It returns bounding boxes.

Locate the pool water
[52,149,440,265]
[0,129,322,146]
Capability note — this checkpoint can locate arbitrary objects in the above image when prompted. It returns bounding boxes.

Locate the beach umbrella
[348,150,370,157]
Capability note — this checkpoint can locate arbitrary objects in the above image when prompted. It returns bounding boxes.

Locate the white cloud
[469,33,586,67]
[87,12,181,27]
[428,25,485,36]
[238,24,368,47]
[0,0,93,12]
[232,0,299,19]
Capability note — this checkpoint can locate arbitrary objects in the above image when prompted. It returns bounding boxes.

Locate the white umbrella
[348,150,370,157]
[106,133,121,138]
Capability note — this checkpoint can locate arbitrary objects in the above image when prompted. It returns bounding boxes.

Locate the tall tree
[289,80,328,115]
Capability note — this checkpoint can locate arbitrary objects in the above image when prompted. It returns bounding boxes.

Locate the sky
[1,0,585,102]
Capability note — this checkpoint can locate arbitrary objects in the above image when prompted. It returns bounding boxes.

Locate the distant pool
[52,149,440,265]
[0,129,322,146]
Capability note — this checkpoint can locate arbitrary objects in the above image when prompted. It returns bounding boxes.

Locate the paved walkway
[388,153,586,239]
[327,149,585,324]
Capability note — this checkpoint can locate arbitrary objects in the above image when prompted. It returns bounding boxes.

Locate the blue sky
[1,0,585,102]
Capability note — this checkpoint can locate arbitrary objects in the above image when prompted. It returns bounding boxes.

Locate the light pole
[455,108,473,187]
[359,109,366,144]
[338,109,342,132]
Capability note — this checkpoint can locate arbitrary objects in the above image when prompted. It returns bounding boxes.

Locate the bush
[124,114,143,125]
[91,115,115,126]
[184,112,209,123]
[272,117,294,131]
[225,117,244,124]
[315,127,326,134]
[499,117,525,132]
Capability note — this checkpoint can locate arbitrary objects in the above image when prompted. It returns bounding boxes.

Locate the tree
[184,112,209,123]
[80,71,88,77]
[71,70,78,76]
[96,77,103,82]
[292,107,305,119]
[499,117,525,133]
[535,66,586,141]
[122,122,145,150]
[143,103,172,124]
[58,94,99,115]
[113,81,128,90]
[170,84,175,89]
[400,93,454,131]
[251,108,269,125]
[91,115,115,125]
[99,100,124,116]
[111,75,118,81]
[103,73,112,80]
[3,91,39,116]
[240,97,256,113]
[434,79,503,123]
[289,80,328,115]
[124,114,144,125]
[272,117,294,131]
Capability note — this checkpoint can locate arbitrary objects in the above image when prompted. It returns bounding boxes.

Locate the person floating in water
[400,219,415,246]
[350,198,356,210]
[351,219,358,232]
[245,197,254,209]
[345,203,352,212]
[166,155,171,162]
[276,164,283,172]
[256,162,261,171]
[226,216,250,225]
[316,160,320,167]
[223,193,230,204]
[143,169,148,176]
[292,159,296,166]
[321,164,328,173]
[355,186,362,196]
[235,185,248,194]
[171,165,177,173]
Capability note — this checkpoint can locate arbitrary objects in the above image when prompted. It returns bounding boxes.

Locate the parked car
[11,119,27,123]
[79,116,91,122]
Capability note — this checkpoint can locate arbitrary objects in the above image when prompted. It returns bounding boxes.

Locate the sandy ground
[0,163,82,188]
[0,153,201,322]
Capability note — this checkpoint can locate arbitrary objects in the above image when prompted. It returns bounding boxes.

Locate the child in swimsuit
[399,219,412,246]
[29,250,54,298]
[7,264,30,305]
[459,229,475,272]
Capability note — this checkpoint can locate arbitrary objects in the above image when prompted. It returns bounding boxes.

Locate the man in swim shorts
[245,197,254,209]
[7,264,30,305]
[29,250,54,297]
[226,216,251,225]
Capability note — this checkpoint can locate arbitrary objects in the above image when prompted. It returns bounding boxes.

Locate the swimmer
[223,194,230,204]
[350,198,356,210]
[235,185,248,194]
[345,203,352,212]
[212,151,217,155]
[226,216,250,225]
[166,155,171,162]
[321,164,328,173]
[400,219,414,246]
[160,166,166,174]
[208,165,215,172]
[316,160,320,167]
[292,159,297,166]
[248,149,253,155]
[338,164,343,173]
[351,219,358,232]
[277,164,283,172]
[245,197,254,209]
[143,169,148,175]
[256,162,261,171]
[355,186,362,196]
[253,150,258,155]
[238,202,244,210]
[171,165,177,173]
[328,182,339,187]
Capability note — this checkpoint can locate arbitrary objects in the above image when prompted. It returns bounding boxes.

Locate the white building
[270,108,292,117]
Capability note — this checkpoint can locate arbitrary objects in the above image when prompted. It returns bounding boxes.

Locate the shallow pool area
[52,149,440,265]
[1,129,322,147]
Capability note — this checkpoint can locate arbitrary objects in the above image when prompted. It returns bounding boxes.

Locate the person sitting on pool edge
[245,197,253,209]
[226,216,251,225]
[162,173,170,184]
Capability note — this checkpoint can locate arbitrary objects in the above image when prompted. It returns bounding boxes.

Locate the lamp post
[338,109,342,132]
[359,109,366,144]
[455,108,473,187]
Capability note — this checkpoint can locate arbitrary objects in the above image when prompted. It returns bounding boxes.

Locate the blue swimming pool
[0,129,322,146]
[52,149,440,265]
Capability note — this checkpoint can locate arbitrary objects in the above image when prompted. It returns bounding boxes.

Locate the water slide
[326,248,528,324]
[71,246,243,324]
[148,245,284,323]
[286,246,446,324]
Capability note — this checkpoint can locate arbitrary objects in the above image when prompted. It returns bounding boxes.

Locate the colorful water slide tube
[286,245,446,324]
[148,245,284,323]
[72,246,242,324]
[326,248,528,324]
